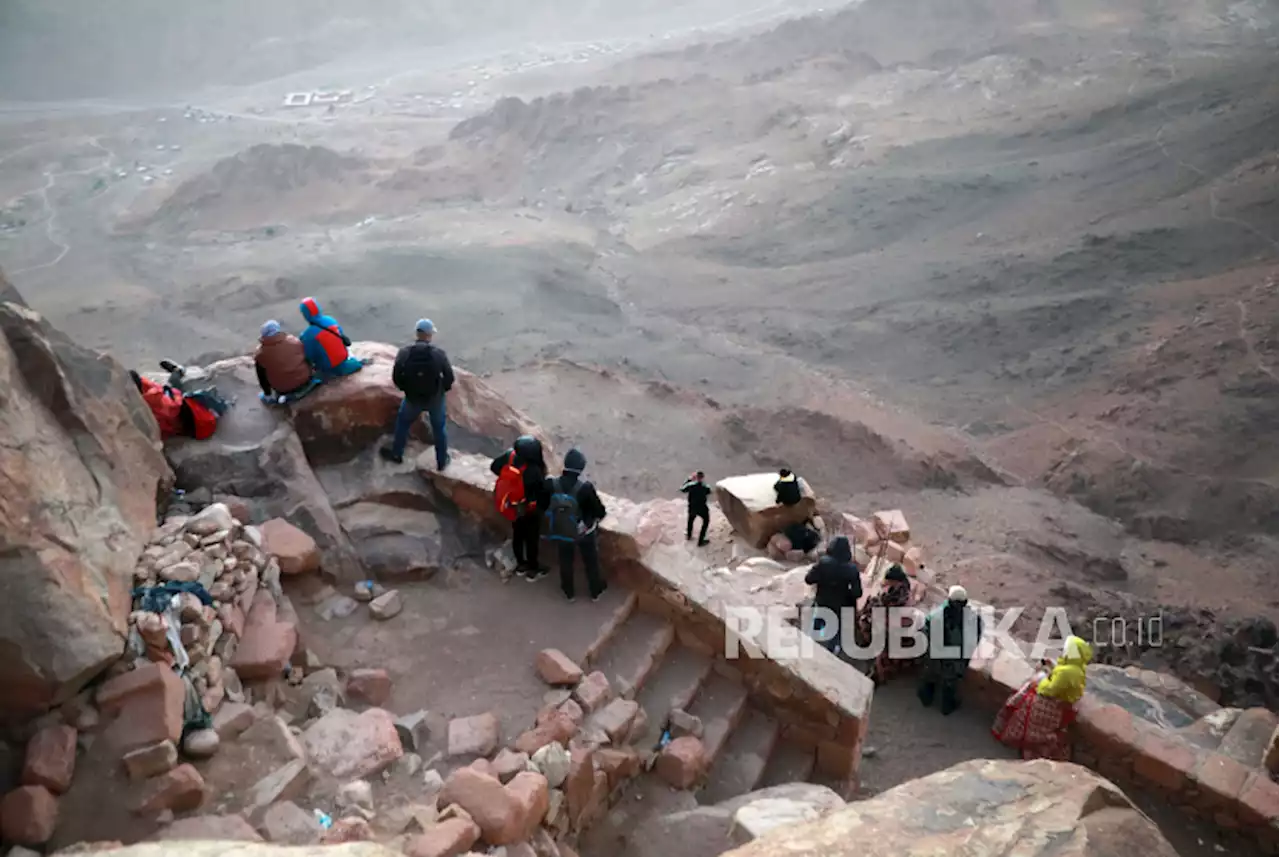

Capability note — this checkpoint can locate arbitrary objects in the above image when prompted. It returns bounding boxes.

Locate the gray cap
[415,318,437,334]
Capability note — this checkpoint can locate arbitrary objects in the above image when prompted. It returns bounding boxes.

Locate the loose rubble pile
[128,503,299,718]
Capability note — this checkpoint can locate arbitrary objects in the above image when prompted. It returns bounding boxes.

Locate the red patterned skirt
[991,679,1076,761]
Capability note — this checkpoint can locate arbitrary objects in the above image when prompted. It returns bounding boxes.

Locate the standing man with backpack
[547,448,608,603]
[681,470,712,546]
[491,435,550,580]
[380,319,455,469]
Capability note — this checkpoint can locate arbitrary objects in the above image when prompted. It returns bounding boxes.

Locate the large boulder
[335,502,447,581]
[0,294,172,721]
[163,356,362,582]
[714,473,817,549]
[630,783,844,857]
[721,760,1178,857]
[291,342,552,462]
[66,844,404,857]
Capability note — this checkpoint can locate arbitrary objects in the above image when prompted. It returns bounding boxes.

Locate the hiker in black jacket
[805,536,862,653]
[546,448,608,603]
[491,435,550,579]
[380,319,455,468]
[774,468,803,506]
[681,471,712,546]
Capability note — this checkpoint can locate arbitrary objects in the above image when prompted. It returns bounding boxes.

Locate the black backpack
[395,343,441,400]
[546,478,585,543]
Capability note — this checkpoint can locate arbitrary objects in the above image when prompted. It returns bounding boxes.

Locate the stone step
[632,644,714,748]
[1218,708,1279,769]
[590,610,676,700]
[698,707,780,804]
[686,671,750,768]
[759,737,817,788]
[582,590,638,670]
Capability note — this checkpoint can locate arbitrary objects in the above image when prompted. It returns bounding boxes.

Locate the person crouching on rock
[381,319,454,469]
[492,435,550,580]
[805,536,862,654]
[917,585,983,715]
[547,448,609,603]
[298,296,365,379]
[681,470,712,546]
[774,468,802,506]
[992,634,1092,760]
[254,320,315,404]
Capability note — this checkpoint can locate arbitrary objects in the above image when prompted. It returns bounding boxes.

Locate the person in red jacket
[130,371,216,439]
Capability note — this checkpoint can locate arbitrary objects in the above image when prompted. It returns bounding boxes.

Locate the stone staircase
[576,592,829,832]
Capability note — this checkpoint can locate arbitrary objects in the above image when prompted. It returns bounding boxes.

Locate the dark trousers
[512,514,541,571]
[390,396,448,468]
[918,659,964,715]
[558,531,605,600]
[686,507,709,542]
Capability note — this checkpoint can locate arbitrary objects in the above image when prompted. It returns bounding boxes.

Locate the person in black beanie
[546,448,609,603]
[681,470,712,546]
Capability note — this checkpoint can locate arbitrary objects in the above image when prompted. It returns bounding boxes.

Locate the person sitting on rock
[298,296,365,379]
[681,470,712,546]
[917,584,983,716]
[804,535,862,654]
[254,319,315,404]
[783,519,822,555]
[380,319,454,468]
[130,370,218,440]
[491,435,550,580]
[546,448,609,603]
[992,634,1093,760]
[774,468,802,506]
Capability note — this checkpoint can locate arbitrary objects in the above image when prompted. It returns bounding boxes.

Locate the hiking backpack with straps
[494,453,528,522]
[546,478,585,543]
[395,342,442,401]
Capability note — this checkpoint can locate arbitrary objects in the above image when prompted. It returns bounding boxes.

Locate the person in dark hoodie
[804,536,862,653]
[680,471,712,546]
[774,469,803,506]
[254,320,315,403]
[917,584,984,715]
[490,435,550,580]
[546,448,609,603]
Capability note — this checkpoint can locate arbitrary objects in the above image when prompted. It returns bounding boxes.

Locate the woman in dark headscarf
[856,564,915,685]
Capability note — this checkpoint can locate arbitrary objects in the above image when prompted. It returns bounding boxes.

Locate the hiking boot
[378,446,403,465]
[591,583,608,603]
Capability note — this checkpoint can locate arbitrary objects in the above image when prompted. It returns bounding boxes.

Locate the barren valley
[1,0,1276,701]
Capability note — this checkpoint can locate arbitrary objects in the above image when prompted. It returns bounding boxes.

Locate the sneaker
[591,583,608,602]
[524,569,540,583]
[438,453,452,471]
[378,446,403,465]
[697,539,710,547]
[565,594,576,604]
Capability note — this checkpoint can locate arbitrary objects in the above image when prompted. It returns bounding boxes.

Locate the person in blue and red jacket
[298,297,365,378]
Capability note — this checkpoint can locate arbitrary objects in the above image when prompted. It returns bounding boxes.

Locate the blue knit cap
[260,319,282,338]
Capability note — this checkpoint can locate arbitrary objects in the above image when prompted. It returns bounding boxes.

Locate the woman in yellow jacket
[992,635,1093,760]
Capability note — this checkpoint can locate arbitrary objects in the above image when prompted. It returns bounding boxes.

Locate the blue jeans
[391,396,447,467]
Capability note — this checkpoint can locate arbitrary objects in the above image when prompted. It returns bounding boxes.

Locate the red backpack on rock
[495,452,528,521]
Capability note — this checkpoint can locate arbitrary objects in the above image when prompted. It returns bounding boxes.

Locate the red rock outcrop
[722,759,1179,857]
[0,287,173,721]
[290,342,552,460]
